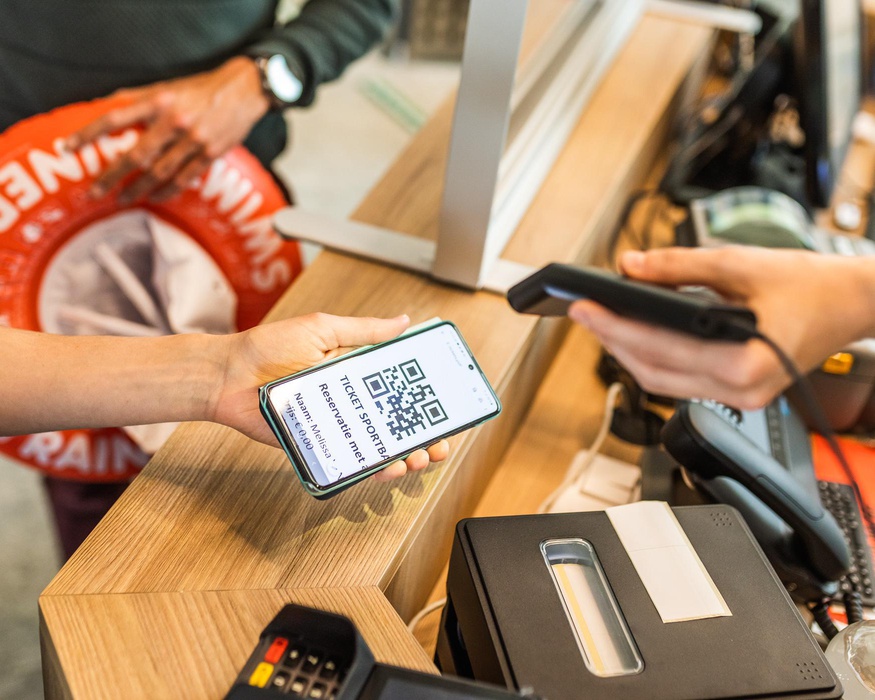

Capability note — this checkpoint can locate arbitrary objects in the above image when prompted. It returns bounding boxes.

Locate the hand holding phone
[507,263,758,341]
[260,321,501,498]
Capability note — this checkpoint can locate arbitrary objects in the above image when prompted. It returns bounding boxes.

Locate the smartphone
[507,263,758,341]
[259,321,501,499]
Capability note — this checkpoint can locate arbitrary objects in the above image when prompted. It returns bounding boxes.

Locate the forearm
[0,329,228,436]
[246,0,397,106]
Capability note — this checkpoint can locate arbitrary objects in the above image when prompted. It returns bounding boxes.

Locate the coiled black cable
[809,599,840,640]
[843,589,865,625]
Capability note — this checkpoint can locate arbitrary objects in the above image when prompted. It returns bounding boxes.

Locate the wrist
[154,333,233,425]
[246,52,305,110]
[197,332,235,425]
[849,257,875,338]
[222,55,271,116]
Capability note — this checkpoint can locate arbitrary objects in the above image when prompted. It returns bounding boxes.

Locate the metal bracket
[273,0,644,291]
[272,209,535,294]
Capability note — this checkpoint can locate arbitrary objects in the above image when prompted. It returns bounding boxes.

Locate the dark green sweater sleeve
[247,0,398,107]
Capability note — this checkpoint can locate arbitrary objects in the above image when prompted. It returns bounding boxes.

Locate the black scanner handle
[506,263,758,341]
[662,403,851,583]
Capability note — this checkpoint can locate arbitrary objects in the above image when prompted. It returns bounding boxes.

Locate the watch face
[266,54,303,105]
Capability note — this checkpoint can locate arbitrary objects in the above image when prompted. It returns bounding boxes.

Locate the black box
[437,505,841,700]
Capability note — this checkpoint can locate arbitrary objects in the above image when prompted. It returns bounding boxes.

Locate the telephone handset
[661,400,851,601]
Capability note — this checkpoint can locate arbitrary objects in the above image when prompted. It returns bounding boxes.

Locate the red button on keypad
[265,636,289,664]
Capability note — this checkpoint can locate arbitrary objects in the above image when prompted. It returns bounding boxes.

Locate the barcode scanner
[507,263,759,341]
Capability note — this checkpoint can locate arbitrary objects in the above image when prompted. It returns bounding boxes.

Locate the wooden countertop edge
[40,586,435,699]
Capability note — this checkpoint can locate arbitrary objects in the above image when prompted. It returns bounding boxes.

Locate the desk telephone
[661,398,874,607]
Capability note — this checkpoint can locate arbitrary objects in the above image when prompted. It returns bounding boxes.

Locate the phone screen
[265,323,500,489]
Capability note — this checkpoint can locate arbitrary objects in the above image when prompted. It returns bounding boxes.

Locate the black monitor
[795,0,863,207]
[660,1,863,212]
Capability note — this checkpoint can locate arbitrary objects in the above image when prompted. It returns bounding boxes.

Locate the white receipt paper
[606,501,732,623]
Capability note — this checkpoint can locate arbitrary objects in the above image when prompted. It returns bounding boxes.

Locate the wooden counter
[40,15,712,699]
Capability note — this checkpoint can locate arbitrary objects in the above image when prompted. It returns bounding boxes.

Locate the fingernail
[620,250,645,274]
[398,314,410,323]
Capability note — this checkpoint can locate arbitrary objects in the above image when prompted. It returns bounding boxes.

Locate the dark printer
[437,505,843,700]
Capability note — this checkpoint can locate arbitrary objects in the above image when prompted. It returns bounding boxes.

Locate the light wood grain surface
[41,588,433,700]
[40,15,712,699]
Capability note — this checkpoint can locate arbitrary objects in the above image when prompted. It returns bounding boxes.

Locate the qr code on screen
[362,360,448,440]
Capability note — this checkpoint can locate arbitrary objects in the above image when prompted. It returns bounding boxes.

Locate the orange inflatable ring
[0,98,302,482]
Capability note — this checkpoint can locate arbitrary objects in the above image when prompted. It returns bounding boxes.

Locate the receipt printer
[436,505,842,700]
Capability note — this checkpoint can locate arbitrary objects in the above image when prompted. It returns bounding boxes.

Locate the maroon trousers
[42,477,130,561]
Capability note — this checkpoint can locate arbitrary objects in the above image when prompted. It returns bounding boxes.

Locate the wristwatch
[253,54,304,109]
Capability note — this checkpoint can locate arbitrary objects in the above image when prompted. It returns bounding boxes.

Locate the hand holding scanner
[507,263,758,341]
[662,401,851,587]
